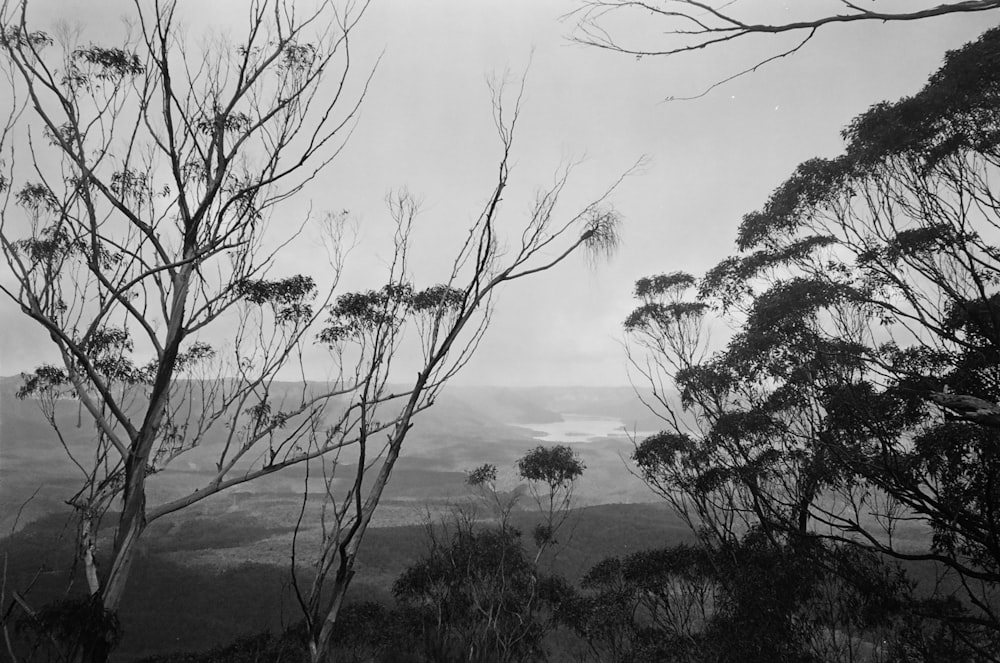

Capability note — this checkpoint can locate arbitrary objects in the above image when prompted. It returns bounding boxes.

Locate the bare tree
[0,0,641,658]
[291,81,636,662]
[0,1,374,660]
[567,0,1000,99]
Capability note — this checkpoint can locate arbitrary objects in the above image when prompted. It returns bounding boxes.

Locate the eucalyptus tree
[625,25,1000,659]
[1,1,373,659]
[517,444,585,562]
[291,89,632,661]
[387,445,587,663]
[558,545,720,663]
[0,1,634,661]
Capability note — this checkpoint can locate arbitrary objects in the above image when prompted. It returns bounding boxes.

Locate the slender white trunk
[80,515,100,595]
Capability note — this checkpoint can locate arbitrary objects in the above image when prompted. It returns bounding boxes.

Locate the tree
[558,544,719,663]
[393,525,554,663]
[387,446,587,662]
[562,530,924,663]
[567,1,1000,99]
[516,444,585,560]
[0,2,635,661]
[282,82,632,663]
[1,1,372,660]
[561,537,915,663]
[625,25,1000,658]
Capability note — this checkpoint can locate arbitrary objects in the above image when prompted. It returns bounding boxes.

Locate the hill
[1,501,689,660]
[0,378,665,533]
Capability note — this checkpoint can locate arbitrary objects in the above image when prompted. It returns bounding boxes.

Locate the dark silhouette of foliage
[15,597,121,663]
[562,537,930,663]
[392,526,553,663]
[515,445,585,552]
[624,23,1000,660]
[516,445,585,491]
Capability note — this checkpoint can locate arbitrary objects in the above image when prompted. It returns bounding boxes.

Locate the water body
[518,414,650,444]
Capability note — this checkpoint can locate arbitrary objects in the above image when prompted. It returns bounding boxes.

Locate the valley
[0,378,684,660]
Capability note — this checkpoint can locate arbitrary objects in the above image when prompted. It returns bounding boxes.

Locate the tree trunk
[71,269,192,663]
[307,375,429,663]
[102,505,145,613]
[310,569,354,663]
[65,503,146,663]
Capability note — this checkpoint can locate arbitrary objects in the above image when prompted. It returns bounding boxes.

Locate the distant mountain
[0,377,665,532]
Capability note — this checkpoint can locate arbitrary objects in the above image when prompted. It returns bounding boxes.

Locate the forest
[2,1,1000,662]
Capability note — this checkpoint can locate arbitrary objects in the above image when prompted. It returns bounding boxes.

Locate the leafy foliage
[466,463,498,487]
[624,24,1000,658]
[16,596,122,662]
[392,526,555,663]
[73,46,144,79]
[411,284,465,313]
[516,445,585,489]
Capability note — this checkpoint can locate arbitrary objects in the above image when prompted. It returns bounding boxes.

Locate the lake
[516,414,652,444]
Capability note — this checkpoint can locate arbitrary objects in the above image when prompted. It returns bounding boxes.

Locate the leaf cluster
[516,444,585,489]
[318,283,464,344]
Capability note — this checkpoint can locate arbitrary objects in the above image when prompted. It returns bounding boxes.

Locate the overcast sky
[0,1,996,386]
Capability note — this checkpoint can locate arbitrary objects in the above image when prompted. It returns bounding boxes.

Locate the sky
[0,1,996,386]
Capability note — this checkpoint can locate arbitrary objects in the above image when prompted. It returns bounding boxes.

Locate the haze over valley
[1,376,685,658]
